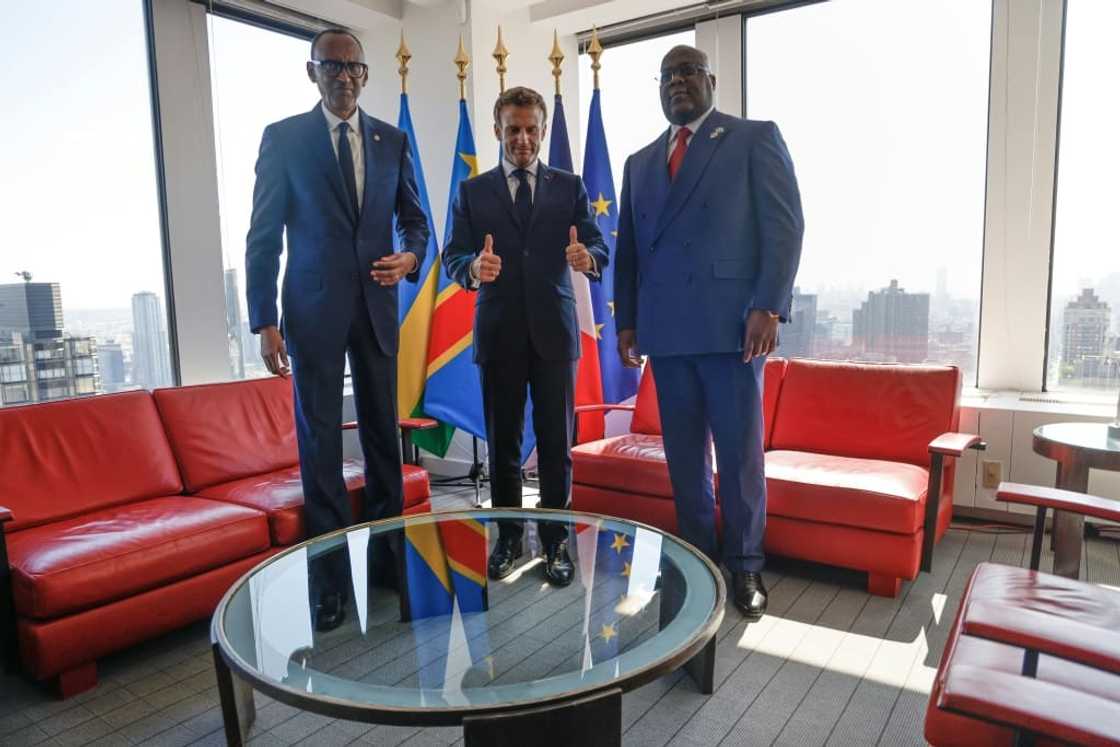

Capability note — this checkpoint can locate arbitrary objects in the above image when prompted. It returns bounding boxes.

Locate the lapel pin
[710,127,725,140]
[373,133,381,142]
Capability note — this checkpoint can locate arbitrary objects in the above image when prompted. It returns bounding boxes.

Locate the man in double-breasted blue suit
[246,29,429,631]
[444,87,608,588]
[615,45,804,620]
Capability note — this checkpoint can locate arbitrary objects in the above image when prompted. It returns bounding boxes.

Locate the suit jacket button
[523,250,529,257]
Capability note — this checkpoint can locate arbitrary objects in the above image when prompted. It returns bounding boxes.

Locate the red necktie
[668,127,691,181]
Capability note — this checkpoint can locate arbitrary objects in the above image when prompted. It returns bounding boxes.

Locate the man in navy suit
[444,87,608,587]
[614,45,803,620]
[246,29,429,631]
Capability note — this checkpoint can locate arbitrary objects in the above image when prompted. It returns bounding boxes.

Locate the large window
[578,29,696,200]
[1046,1,1120,395]
[208,15,311,379]
[746,0,991,382]
[0,1,171,406]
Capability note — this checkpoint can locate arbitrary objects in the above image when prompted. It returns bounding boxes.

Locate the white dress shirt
[667,106,715,162]
[321,102,364,205]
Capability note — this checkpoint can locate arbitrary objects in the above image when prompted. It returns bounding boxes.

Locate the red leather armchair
[925,483,1120,746]
[572,359,983,597]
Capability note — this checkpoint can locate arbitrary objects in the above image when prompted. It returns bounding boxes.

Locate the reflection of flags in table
[403,518,488,620]
[575,522,635,668]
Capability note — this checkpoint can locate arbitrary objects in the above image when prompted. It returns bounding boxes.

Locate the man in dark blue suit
[615,45,804,620]
[444,87,608,587]
[245,29,429,630]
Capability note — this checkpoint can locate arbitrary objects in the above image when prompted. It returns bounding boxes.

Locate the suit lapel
[359,111,382,224]
[653,111,727,242]
[309,104,356,226]
[526,162,553,235]
[643,132,672,234]
[485,166,520,228]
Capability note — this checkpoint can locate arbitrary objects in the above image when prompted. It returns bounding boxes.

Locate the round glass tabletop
[212,509,724,723]
[1034,422,1120,458]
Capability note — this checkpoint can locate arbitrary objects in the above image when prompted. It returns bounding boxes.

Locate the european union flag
[582,89,640,408]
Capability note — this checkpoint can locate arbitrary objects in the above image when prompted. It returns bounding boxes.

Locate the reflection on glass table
[211,509,725,746]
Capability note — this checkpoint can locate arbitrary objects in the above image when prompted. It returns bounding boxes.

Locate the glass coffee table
[210,509,725,746]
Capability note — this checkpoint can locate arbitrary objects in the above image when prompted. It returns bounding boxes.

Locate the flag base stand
[428,436,487,508]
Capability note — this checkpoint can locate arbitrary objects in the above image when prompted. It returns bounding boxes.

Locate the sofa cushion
[765,450,930,535]
[0,392,183,532]
[770,359,959,468]
[7,496,270,619]
[154,377,298,493]
[198,459,431,545]
[630,358,787,443]
[573,434,677,498]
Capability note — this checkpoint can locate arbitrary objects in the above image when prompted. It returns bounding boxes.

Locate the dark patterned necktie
[513,168,532,229]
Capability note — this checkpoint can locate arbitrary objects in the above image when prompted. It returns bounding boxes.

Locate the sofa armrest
[574,404,636,415]
[929,432,986,457]
[0,507,10,524]
[996,482,1120,524]
[938,663,1120,747]
[962,599,1120,676]
[400,417,438,433]
[920,436,985,573]
[0,505,14,672]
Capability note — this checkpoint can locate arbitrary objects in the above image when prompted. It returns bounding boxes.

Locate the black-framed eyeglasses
[310,59,368,78]
[658,63,711,85]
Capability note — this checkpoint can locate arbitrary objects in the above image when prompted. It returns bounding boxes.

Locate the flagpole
[549,29,563,97]
[587,26,602,91]
[396,30,410,94]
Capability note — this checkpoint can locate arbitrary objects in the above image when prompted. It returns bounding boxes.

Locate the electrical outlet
[982,460,1002,489]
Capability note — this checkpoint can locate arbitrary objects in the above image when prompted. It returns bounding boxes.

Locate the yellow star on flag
[607,301,615,317]
[621,561,631,578]
[611,230,618,238]
[611,533,630,553]
[459,152,479,178]
[595,322,604,340]
[600,622,618,643]
[591,193,613,216]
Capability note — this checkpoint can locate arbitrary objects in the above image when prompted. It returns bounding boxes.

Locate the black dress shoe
[543,540,574,587]
[488,536,523,580]
[732,572,768,622]
[313,592,347,632]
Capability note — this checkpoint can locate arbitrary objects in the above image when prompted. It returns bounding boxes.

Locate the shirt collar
[321,102,361,134]
[669,106,715,141]
[502,157,539,179]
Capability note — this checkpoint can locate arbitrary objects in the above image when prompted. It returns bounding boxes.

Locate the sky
[1,0,1115,330]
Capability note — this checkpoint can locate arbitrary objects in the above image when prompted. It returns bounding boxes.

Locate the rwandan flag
[583,88,640,430]
[550,94,606,443]
[394,92,454,452]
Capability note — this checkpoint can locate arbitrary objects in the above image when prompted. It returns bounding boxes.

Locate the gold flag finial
[396,30,411,94]
[493,25,509,93]
[454,34,470,101]
[587,26,603,90]
[549,29,564,96]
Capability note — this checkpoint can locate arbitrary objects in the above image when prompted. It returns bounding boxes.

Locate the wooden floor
[2,482,1118,747]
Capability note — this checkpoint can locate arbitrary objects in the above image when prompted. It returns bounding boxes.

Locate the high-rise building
[852,279,930,363]
[782,287,818,358]
[224,268,245,379]
[0,281,100,406]
[131,291,172,389]
[0,280,64,340]
[97,340,127,392]
[1061,288,1110,368]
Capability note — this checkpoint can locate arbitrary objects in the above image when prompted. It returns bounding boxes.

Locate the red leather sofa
[0,376,431,697]
[572,358,982,597]
[925,483,1120,746]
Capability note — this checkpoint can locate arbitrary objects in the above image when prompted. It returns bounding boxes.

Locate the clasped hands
[369,252,418,286]
[474,226,593,284]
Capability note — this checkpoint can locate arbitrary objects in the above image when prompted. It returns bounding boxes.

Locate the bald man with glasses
[245,28,428,632]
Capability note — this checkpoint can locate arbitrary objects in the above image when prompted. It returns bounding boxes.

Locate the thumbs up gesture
[565,226,593,273]
[477,233,502,283]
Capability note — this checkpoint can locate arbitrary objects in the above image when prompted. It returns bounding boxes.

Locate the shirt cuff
[469,256,482,290]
